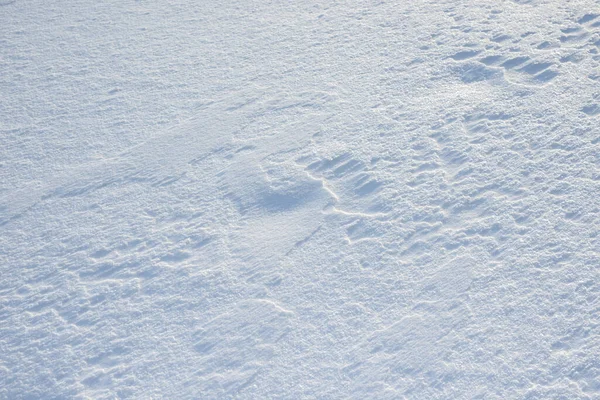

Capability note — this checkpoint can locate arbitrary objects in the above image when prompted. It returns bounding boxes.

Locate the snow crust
[1,0,600,398]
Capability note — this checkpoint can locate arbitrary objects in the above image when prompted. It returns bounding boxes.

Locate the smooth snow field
[2,0,600,398]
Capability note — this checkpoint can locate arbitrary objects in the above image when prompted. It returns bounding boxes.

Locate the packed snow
[1,0,600,398]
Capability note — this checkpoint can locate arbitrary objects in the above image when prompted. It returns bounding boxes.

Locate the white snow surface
[2,0,600,398]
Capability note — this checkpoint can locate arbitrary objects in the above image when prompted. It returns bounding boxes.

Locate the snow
[1,0,600,398]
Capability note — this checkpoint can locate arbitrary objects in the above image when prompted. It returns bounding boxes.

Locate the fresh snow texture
[2,0,600,399]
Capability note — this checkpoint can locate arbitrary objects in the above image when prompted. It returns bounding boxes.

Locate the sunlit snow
[2,1,600,398]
